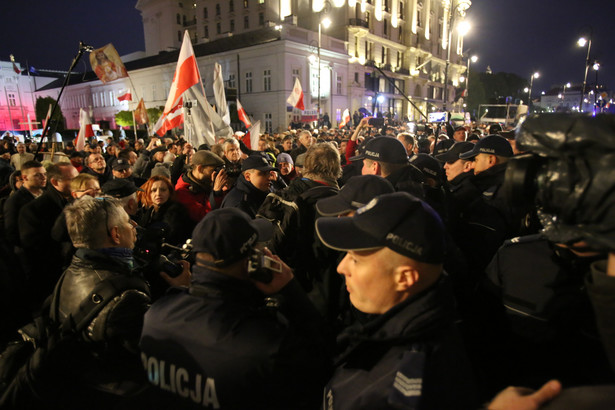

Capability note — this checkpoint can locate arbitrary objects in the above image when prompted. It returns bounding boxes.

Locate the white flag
[213,62,230,125]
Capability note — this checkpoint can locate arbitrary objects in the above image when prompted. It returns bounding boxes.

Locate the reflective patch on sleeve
[388,350,425,409]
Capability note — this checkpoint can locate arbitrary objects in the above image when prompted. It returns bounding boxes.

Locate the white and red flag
[286,78,305,110]
[236,99,252,128]
[339,108,350,128]
[163,31,201,115]
[245,120,261,150]
[117,89,132,102]
[154,99,184,137]
[76,108,94,151]
[213,62,230,125]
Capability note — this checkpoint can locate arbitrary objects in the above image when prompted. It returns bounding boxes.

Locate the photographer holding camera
[140,207,331,409]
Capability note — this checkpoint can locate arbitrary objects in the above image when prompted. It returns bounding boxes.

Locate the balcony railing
[348,18,369,28]
[183,18,197,27]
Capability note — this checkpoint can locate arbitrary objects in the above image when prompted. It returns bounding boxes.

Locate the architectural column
[441,0,450,50]
[425,0,431,39]
[410,0,418,33]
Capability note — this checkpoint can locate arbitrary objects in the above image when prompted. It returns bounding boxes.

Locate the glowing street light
[443,0,472,112]
[577,32,592,111]
[527,72,539,112]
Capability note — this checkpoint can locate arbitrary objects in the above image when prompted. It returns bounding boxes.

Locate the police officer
[140,207,330,409]
[315,192,475,409]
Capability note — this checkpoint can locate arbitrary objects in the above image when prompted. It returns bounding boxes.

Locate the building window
[230,0,234,12]
[259,12,264,26]
[217,22,221,34]
[259,0,265,4]
[398,25,403,42]
[399,1,404,19]
[384,0,390,13]
[292,68,300,84]
[203,7,208,18]
[336,74,342,95]
[354,72,360,84]
[384,19,388,36]
[244,15,249,28]
[245,72,253,93]
[366,11,370,27]
[216,4,220,15]
[178,31,182,41]
[244,0,249,8]
[264,113,272,133]
[204,25,209,37]
[417,7,422,28]
[230,19,235,32]
[7,93,16,106]
[229,73,236,88]
[152,84,156,100]
[176,13,181,24]
[263,69,271,91]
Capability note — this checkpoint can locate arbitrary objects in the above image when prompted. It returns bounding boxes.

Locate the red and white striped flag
[236,99,252,128]
[117,89,132,102]
[286,78,304,110]
[76,108,94,151]
[163,31,201,115]
[339,108,350,128]
[154,99,184,137]
[245,120,261,150]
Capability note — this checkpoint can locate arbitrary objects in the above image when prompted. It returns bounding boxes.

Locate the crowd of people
[0,114,613,409]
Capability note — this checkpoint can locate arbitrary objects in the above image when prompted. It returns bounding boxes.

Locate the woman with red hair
[138,175,193,246]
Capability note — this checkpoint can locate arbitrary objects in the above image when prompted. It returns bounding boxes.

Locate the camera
[247,248,282,283]
[368,117,385,128]
[158,240,193,278]
[503,113,615,250]
[134,226,193,278]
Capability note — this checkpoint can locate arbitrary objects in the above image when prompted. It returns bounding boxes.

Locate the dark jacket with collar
[19,186,71,308]
[220,174,268,218]
[81,165,112,186]
[140,265,331,409]
[3,186,37,245]
[325,276,475,410]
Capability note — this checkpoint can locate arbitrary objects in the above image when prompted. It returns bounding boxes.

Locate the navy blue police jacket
[324,275,476,410]
[140,264,331,409]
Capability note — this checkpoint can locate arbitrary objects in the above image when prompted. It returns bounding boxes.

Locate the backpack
[256,183,338,289]
[0,272,150,408]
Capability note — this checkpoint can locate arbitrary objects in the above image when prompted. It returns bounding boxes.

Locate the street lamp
[317,16,331,119]
[443,0,472,112]
[527,72,539,113]
[578,32,592,112]
[464,54,477,109]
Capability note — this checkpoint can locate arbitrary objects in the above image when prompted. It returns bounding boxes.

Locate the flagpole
[127,76,140,138]
[26,59,37,110]
[16,82,26,132]
[4,87,14,133]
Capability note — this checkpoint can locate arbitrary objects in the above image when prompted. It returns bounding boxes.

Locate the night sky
[2,0,614,94]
